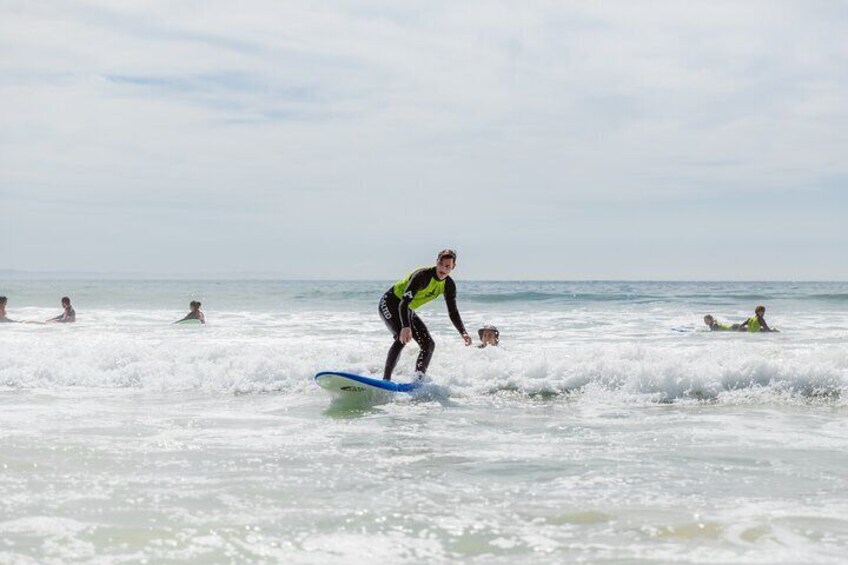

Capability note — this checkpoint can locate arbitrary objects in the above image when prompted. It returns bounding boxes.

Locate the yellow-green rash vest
[745,315,761,332]
[386,266,466,335]
[393,267,445,310]
[713,322,733,331]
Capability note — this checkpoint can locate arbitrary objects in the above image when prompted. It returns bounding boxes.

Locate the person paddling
[739,305,778,332]
[378,249,472,381]
[176,300,205,324]
[703,315,739,331]
[46,296,75,323]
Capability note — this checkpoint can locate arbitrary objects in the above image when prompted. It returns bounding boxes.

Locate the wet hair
[0,296,6,305]
[190,301,202,309]
[703,315,714,324]
[755,305,766,314]
[437,248,457,264]
[61,296,71,306]
[478,325,500,345]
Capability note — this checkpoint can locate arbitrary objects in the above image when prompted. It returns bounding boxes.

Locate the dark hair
[191,301,201,309]
[755,305,766,314]
[0,296,6,305]
[437,248,457,263]
[61,296,71,306]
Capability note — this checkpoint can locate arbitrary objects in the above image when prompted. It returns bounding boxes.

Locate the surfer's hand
[400,327,413,344]
[462,333,472,346]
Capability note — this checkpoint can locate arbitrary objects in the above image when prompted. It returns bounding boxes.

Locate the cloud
[1,1,846,277]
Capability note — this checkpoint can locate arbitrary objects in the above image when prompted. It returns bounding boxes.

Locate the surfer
[0,296,20,323]
[738,305,778,332]
[176,300,205,324]
[379,249,472,380]
[703,315,739,331]
[477,324,500,347]
[46,296,75,323]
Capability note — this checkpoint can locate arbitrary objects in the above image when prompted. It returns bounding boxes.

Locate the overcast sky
[2,1,846,279]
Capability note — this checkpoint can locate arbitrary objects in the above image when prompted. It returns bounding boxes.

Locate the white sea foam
[2,281,848,563]
[1,305,845,404]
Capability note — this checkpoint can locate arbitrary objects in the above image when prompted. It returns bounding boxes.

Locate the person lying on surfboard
[45,296,75,323]
[703,315,739,331]
[738,305,778,332]
[379,248,472,381]
[176,300,205,324]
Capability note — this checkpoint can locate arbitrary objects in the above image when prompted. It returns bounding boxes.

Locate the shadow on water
[322,400,383,419]
[320,383,457,415]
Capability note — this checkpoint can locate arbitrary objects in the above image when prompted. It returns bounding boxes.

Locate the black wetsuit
[378,267,466,380]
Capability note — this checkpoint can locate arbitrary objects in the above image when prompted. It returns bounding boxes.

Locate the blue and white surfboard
[314,371,422,397]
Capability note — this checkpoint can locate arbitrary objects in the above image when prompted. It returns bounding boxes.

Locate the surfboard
[174,319,203,325]
[314,371,422,395]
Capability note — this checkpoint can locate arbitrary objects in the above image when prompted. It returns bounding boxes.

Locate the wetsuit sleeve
[759,316,772,332]
[399,268,432,328]
[444,277,467,335]
[49,314,64,322]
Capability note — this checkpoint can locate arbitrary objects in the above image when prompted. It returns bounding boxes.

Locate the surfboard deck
[314,371,422,394]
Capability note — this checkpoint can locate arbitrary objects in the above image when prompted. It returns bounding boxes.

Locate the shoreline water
[2,280,847,562]
[2,390,847,563]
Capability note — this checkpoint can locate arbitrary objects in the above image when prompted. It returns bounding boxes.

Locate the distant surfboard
[314,371,422,398]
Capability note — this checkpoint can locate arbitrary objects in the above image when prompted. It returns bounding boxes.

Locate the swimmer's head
[755,305,766,315]
[703,315,714,326]
[61,296,71,307]
[478,324,500,346]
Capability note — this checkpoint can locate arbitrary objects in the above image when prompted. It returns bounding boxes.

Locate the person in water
[177,300,205,324]
[0,296,20,323]
[703,315,739,331]
[379,248,472,381]
[477,324,500,348]
[738,305,778,332]
[46,296,76,323]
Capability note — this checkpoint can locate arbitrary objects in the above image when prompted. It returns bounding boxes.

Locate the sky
[1,0,846,280]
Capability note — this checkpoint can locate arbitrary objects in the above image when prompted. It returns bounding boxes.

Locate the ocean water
[1,280,847,563]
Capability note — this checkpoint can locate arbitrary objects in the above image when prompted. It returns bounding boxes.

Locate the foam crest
[2,313,845,404]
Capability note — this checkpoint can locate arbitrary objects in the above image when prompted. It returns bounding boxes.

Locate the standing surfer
[378,249,472,381]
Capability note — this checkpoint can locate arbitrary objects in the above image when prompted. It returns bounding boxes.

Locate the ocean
[1,280,847,563]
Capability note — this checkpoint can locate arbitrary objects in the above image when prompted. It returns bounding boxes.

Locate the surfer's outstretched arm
[443,278,471,346]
